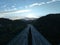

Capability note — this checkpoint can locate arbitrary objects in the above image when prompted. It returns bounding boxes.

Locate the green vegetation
[32,13,60,45]
[0,18,27,45]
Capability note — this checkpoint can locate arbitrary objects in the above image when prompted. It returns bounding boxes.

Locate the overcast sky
[0,0,60,20]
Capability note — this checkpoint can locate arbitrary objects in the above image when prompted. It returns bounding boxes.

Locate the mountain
[32,13,60,45]
[0,18,27,45]
[23,17,38,20]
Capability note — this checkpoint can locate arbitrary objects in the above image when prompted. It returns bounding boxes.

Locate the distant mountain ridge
[23,17,38,20]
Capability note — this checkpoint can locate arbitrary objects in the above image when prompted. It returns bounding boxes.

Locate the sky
[0,0,60,20]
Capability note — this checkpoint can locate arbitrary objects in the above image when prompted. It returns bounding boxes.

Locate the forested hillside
[0,18,27,45]
[32,14,60,45]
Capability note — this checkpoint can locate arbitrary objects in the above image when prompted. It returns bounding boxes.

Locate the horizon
[0,13,60,20]
[0,0,60,20]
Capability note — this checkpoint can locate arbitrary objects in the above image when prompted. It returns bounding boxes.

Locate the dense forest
[0,18,27,45]
[32,13,60,45]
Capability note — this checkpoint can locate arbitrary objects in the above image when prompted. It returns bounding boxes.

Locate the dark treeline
[32,13,60,45]
[0,18,27,45]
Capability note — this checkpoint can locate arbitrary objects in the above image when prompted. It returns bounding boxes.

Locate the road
[30,24,51,45]
[7,24,30,45]
[7,24,51,45]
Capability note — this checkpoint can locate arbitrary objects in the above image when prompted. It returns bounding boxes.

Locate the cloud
[11,9,31,13]
[46,0,57,4]
[29,2,45,8]
[0,9,31,20]
[3,5,7,8]
[25,2,45,8]
[3,15,25,20]
[0,9,31,14]
[11,5,16,8]
[0,14,6,18]
[1,5,7,8]
[24,0,60,8]
[4,8,17,12]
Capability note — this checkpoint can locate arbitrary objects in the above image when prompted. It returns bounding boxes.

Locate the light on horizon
[25,13,39,18]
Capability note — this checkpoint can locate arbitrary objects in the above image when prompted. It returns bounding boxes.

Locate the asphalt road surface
[7,24,51,45]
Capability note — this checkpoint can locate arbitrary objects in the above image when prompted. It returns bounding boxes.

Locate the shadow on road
[28,27,32,45]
